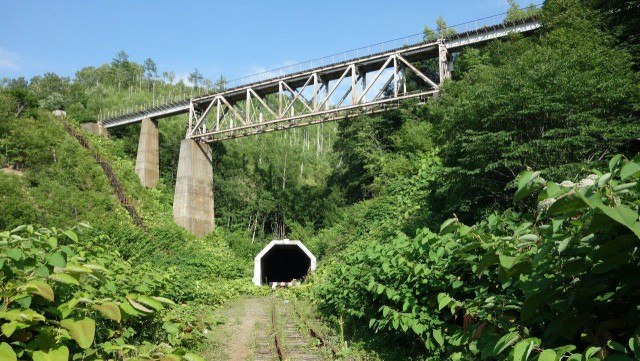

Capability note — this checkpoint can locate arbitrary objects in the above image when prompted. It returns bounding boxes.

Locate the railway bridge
[90,11,541,236]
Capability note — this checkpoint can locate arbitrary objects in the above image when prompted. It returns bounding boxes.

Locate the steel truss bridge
[98,14,541,142]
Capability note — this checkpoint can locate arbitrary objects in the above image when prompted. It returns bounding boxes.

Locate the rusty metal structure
[97,12,541,142]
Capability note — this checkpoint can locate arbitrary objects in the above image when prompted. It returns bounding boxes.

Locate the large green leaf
[607,340,628,354]
[49,273,80,286]
[136,295,164,310]
[46,252,66,267]
[609,154,623,172]
[93,302,121,323]
[512,340,530,361]
[433,329,444,347]
[151,296,176,306]
[1,308,45,322]
[127,297,153,313]
[63,230,78,242]
[0,343,16,361]
[538,349,556,361]
[514,171,543,202]
[1,322,18,337]
[26,280,55,302]
[6,248,22,261]
[494,332,519,355]
[119,300,145,317]
[547,193,588,215]
[630,336,640,358]
[437,293,452,311]
[32,346,69,361]
[499,254,518,270]
[620,161,640,180]
[440,218,458,234]
[595,204,640,239]
[63,265,93,273]
[60,318,95,349]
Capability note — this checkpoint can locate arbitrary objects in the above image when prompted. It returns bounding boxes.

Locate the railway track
[253,297,337,361]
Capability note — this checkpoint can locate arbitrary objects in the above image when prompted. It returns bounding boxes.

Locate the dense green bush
[0,224,205,361]
[313,155,640,360]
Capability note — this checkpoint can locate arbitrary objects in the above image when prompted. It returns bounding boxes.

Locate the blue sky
[1,0,519,83]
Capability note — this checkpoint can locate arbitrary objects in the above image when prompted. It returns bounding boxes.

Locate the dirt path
[202,296,272,361]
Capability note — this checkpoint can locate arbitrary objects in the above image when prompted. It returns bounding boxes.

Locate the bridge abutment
[81,122,108,137]
[172,139,214,236]
[135,118,159,187]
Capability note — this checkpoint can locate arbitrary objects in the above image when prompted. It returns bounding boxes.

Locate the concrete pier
[136,118,160,188]
[135,118,159,188]
[172,139,214,236]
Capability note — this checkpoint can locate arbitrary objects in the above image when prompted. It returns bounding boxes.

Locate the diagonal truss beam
[396,54,439,90]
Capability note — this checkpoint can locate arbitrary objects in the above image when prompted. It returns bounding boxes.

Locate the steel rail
[272,305,286,360]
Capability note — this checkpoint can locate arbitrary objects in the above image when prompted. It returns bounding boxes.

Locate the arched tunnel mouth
[260,245,312,284]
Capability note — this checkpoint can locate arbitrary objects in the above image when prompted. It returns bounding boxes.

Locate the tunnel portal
[253,239,316,286]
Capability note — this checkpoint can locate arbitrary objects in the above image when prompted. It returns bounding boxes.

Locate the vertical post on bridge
[135,117,159,188]
[393,55,399,98]
[313,73,318,111]
[360,67,367,103]
[172,139,215,237]
[246,89,251,124]
[438,39,452,85]
[278,82,283,117]
[351,65,357,105]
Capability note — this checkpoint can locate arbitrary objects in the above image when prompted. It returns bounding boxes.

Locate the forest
[1,0,639,360]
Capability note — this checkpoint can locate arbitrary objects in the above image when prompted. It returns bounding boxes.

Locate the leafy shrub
[313,154,640,360]
[0,224,204,361]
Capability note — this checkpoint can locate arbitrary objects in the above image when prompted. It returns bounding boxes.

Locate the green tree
[585,0,640,69]
[202,78,213,92]
[111,50,136,90]
[504,0,539,22]
[214,74,227,91]
[427,1,640,223]
[423,16,457,41]
[188,68,204,91]
[143,58,158,81]
[162,70,175,85]
[144,58,158,98]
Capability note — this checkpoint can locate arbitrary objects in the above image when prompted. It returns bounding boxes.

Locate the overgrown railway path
[205,295,342,361]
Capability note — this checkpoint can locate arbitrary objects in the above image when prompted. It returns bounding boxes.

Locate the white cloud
[0,47,21,70]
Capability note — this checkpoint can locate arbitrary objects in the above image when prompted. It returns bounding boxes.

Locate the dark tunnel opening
[261,245,311,284]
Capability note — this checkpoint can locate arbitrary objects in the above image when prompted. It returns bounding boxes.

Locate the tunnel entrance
[253,239,316,286]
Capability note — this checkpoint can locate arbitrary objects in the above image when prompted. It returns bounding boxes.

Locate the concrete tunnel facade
[253,239,316,286]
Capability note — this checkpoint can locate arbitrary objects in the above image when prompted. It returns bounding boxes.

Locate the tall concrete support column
[172,139,214,236]
[135,118,159,188]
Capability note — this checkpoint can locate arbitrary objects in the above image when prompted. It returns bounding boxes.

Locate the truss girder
[187,50,440,142]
